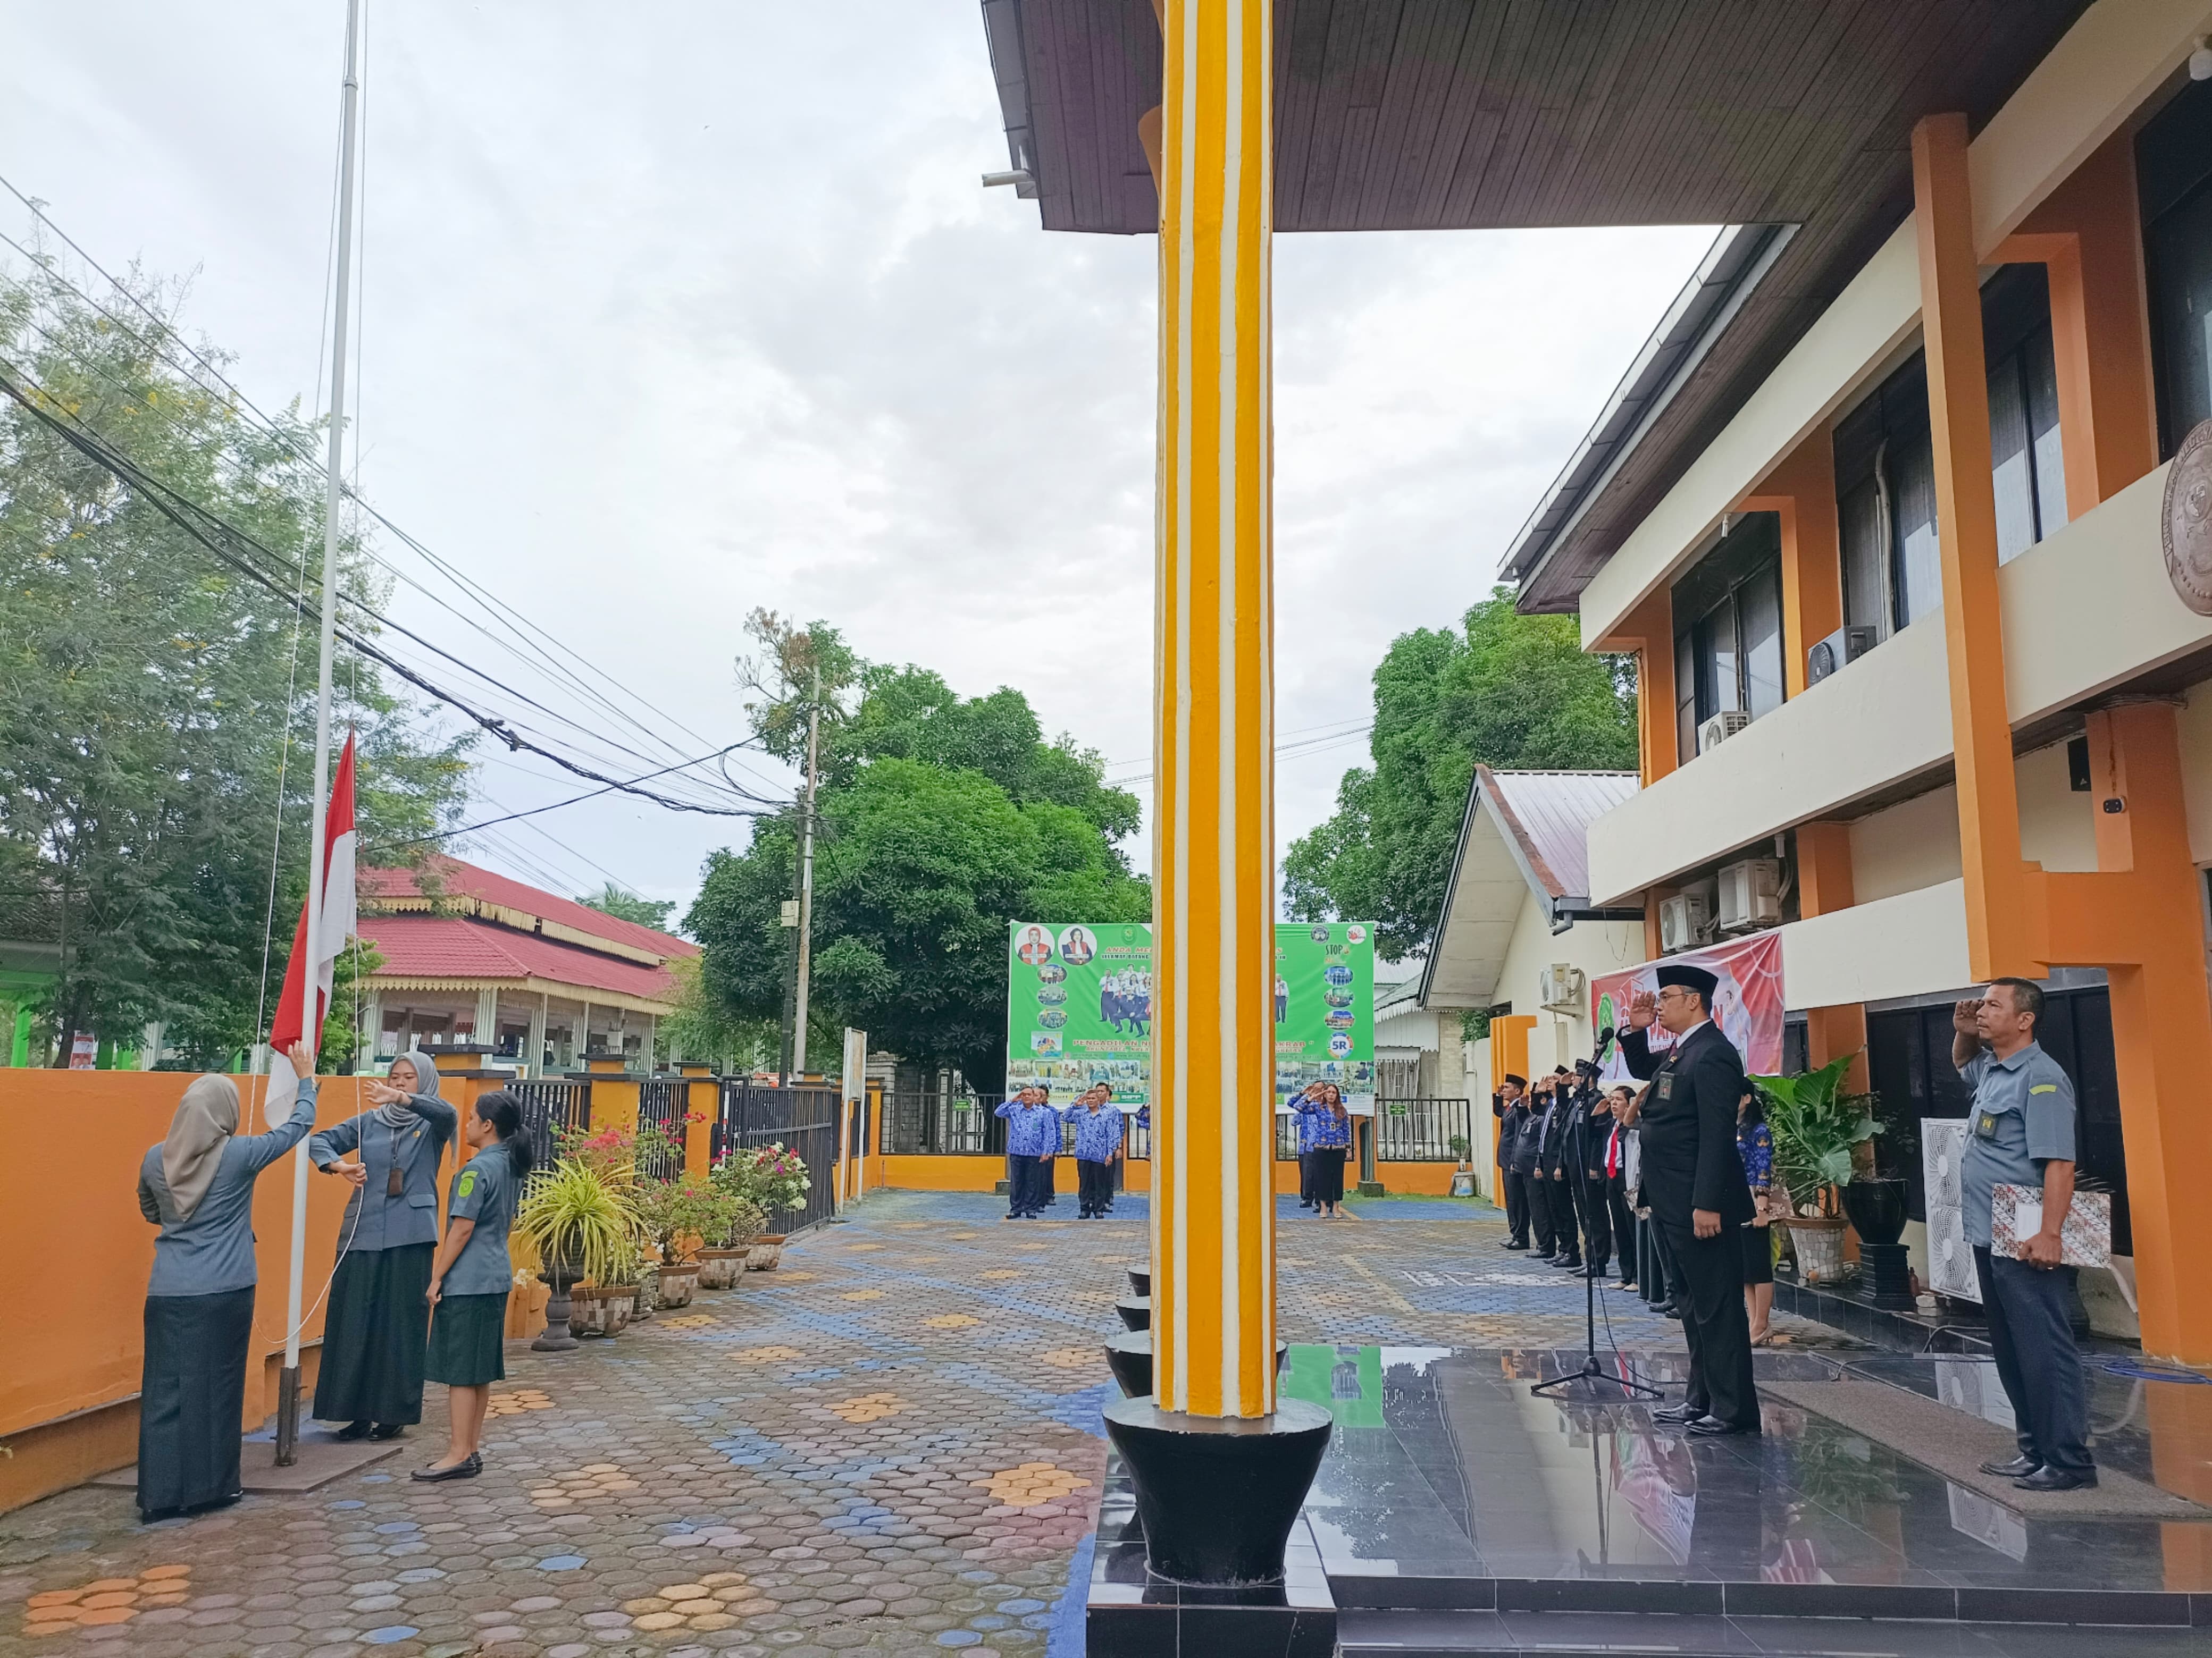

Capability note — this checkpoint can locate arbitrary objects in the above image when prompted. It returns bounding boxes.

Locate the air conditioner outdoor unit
[1716,856,1782,932]
[1538,963,1584,1013]
[1697,709,1751,754]
[1807,624,1878,685]
[1658,891,1710,953]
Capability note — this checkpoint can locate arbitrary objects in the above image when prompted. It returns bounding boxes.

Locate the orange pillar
[1994,131,2159,515]
[1913,113,2039,982]
[1595,591,1676,786]
[1740,426,1841,698]
[1795,822,1868,1092]
[1487,1015,1536,1182]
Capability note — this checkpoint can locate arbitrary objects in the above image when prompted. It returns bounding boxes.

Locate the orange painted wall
[861,1154,1467,1199]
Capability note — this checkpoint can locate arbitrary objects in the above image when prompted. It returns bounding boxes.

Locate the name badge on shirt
[1974,1110,2001,1140]
[1656,1073,1674,1100]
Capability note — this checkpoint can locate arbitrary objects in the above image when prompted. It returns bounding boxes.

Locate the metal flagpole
[276,0,364,1467]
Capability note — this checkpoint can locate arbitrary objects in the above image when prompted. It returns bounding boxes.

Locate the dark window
[2139,74,2212,457]
[1670,514,1782,753]
[1982,265,2067,561]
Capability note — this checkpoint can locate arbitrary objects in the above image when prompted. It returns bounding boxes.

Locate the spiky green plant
[514,1156,644,1287]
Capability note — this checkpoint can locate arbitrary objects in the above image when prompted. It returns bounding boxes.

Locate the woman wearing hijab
[308,1048,459,1441]
[134,1039,321,1524]
[415,1089,535,1482]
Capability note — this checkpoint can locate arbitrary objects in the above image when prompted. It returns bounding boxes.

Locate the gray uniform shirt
[308,1091,458,1252]
[138,1079,320,1298]
[1957,1040,2077,1247]
[442,1142,520,1297]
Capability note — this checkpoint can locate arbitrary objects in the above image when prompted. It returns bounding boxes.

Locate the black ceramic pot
[1840,1178,1907,1247]
[1115,1294,1151,1332]
[1102,1331,1288,1399]
[1104,1396,1331,1585]
[1127,1267,1151,1297]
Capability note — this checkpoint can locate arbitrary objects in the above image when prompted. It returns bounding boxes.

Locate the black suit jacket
[1622,1022,1754,1226]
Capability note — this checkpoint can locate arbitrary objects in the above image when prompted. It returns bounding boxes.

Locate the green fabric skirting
[313,1242,434,1425]
[138,1286,254,1522]
[424,1292,507,1387]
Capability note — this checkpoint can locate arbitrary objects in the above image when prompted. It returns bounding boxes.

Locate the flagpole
[277,0,363,1467]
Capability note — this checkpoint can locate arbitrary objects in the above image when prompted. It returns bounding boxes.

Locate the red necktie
[1606,1127,1620,1177]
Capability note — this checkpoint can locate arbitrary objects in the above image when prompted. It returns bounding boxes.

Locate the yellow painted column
[1152,0,1275,1421]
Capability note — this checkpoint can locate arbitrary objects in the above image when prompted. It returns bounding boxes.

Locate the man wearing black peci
[1534,1073,1581,1269]
[1492,1075,1535,1249]
[1621,965,1760,1437]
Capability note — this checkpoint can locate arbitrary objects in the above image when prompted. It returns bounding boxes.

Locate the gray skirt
[424,1292,507,1387]
[138,1286,254,1521]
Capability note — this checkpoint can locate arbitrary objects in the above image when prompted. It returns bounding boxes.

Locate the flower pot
[655,1263,701,1308]
[696,1247,749,1290]
[1780,1215,1852,1284]
[631,1276,657,1320]
[569,1284,632,1339]
[745,1235,787,1272]
[533,1263,581,1352]
[1840,1178,1908,1248]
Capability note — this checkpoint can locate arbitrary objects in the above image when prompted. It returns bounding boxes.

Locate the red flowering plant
[711,1141,810,1219]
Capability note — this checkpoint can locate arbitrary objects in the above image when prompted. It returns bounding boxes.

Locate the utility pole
[777,898,800,1084]
[791,661,822,1083]
[277,0,363,1470]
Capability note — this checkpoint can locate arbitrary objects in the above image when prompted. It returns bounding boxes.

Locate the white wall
[1496,891,1646,1074]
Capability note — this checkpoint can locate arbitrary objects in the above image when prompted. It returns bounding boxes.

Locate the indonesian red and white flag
[271,732,358,1054]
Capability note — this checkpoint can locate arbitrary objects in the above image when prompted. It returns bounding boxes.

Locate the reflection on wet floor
[1287,1345,2212,1601]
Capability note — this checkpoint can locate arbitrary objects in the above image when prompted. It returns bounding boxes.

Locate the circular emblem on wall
[2162,419,2212,616]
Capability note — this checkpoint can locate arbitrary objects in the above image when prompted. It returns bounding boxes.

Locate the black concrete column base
[1115,1294,1151,1331]
[1127,1267,1150,1297]
[1103,1331,1287,1399]
[1860,1241,1915,1310]
[1103,1396,1331,1585]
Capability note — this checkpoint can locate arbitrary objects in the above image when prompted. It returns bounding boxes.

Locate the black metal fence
[715,1080,841,1234]
[1371,1097,1474,1162]
[636,1079,688,1180]
[877,1092,1007,1156]
[509,1078,592,1172]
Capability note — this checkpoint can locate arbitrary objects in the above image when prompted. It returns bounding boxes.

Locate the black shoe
[411,1454,481,1483]
[334,1420,372,1442]
[1688,1417,1759,1438]
[1979,1454,2039,1478]
[1499,1240,1529,1250]
[1574,1263,1608,1279]
[2015,1466,2098,1492]
[367,1423,406,1441]
[1554,1257,1583,1270]
[1652,1402,1703,1423]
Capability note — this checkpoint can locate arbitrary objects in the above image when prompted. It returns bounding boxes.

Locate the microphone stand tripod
[1532,1034,1663,1403]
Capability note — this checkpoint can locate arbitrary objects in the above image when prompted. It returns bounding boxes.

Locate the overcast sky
[1,3,1713,925]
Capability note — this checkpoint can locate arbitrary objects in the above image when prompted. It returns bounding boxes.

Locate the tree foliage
[579,882,678,932]
[0,263,470,1063]
[1284,586,1636,958]
[687,636,1146,1088]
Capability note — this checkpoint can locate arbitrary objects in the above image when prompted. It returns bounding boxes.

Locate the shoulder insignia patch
[2029,1083,2058,1095]
[459,1170,477,1196]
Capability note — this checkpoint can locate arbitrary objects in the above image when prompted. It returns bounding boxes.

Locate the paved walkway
[1,1188,1832,1658]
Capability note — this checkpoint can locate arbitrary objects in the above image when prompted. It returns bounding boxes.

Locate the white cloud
[0,1,1711,916]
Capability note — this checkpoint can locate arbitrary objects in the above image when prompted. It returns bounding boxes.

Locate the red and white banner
[1588,931,1785,1083]
[270,733,358,1055]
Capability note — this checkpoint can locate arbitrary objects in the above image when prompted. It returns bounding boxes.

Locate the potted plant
[696,1197,767,1290]
[514,1156,643,1351]
[635,1173,743,1308]
[1752,1053,1882,1286]
[713,1142,810,1268]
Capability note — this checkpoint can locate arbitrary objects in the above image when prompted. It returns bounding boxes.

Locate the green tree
[686,653,1147,1088]
[579,882,678,932]
[1285,586,1636,957]
[0,263,471,1064]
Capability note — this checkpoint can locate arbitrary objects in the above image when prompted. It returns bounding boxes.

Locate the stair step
[1335,1607,2203,1657]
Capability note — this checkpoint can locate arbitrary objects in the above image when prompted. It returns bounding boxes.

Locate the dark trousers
[1502,1168,1532,1243]
[1299,1151,1317,1206]
[1973,1245,2093,1474]
[1604,1175,1636,1281]
[1659,1217,1759,1430]
[1007,1153,1045,1215]
[1544,1173,1580,1260]
[1579,1172,1613,1270]
[1077,1158,1114,1216]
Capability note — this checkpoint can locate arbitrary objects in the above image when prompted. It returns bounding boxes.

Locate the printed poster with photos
[1003,920,1377,1115]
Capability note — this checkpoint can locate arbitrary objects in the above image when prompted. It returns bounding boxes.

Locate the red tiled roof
[359,855,696,960]
[357,913,681,1003]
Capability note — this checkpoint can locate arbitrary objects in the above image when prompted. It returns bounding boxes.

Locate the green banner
[1003,920,1375,1112]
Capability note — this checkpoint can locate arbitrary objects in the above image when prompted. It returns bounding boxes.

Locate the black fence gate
[636,1078,687,1180]
[509,1079,592,1172]
[714,1080,841,1235]
[876,1092,1004,1156]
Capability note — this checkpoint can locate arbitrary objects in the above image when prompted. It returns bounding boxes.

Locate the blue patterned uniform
[1736,1120,1774,1188]
[996,1098,1062,1157]
[1065,1104,1124,1163]
[1303,1107,1352,1149]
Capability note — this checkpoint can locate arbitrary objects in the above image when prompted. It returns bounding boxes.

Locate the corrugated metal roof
[1480,769,1640,904]
[359,856,696,961]
[357,913,681,1004]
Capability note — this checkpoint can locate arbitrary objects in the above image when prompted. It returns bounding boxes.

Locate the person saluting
[1621,964,1759,1437]
[309,1047,459,1441]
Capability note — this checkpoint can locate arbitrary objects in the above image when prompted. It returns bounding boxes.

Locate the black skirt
[1740,1221,1775,1286]
[138,1286,254,1522]
[1311,1147,1347,1204]
[314,1242,434,1425]
[424,1292,507,1386]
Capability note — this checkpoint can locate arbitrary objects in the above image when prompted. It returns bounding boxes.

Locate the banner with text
[1587,931,1785,1083]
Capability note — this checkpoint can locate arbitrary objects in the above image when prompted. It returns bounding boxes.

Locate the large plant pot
[655,1264,701,1309]
[1104,1397,1333,1585]
[1781,1216,1851,1285]
[745,1235,787,1272]
[696,1248,748,1290]
[1840,1178,1908,1248]
[532,1264,580,1352]
[569,1285,632,1339]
